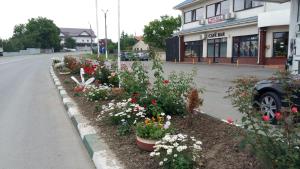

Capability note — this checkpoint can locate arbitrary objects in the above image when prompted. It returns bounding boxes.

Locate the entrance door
[197,41,203,62]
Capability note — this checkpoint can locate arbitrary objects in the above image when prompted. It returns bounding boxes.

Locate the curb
[49,66,124,169]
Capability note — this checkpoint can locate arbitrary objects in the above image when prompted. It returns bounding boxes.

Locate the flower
[159,161,163,166]
[131,98,137,104]
[163,80,169,84]
[227,117,233,124]
[262,115,270,121]
[275,112,282,121]
[151,99,157,106]
[166,115,171,120]
[291,106,298,113]
[74,85,84,92]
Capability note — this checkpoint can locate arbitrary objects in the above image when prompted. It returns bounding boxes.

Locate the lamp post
[102,9,109,60]
[95,0,100,58]
[118,0,121,72]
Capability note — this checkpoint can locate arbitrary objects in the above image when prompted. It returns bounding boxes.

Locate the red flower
[131,98,137,104]
[262,115,270,122]
[74,86,84,93]
[151,99,157,106]
[275,112,282,121]
[227,117,233,124]
[163,80,169,84]
[291,106,298,113]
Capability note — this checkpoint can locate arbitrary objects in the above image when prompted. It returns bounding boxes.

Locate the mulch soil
[56,71,264,169]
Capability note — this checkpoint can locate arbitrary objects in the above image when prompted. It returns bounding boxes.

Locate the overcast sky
[0,0,182,42]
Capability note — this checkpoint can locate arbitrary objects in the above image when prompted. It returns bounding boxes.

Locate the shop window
[233,0,263,12]
[185,41,203,57]
[232,35,258,58]
[273,32,289,57]
[207,38,227,57]
[206,1,229,18]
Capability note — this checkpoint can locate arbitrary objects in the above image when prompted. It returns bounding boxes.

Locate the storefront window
[207,38,227,57]
[233,35,258,57]
[206,1,229,18]
[273,32,289,57]
[234,0,263,11]
[185,41,203,57]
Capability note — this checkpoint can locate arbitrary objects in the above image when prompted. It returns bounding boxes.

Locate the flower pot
[136,136,158,152]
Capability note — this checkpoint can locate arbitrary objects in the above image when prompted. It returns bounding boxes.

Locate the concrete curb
[49,66,124,169]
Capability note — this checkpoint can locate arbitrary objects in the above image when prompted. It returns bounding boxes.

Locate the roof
[134,36,144,41]
[176,16,258,35]
[60,28,96,38]
[174,0,194,9]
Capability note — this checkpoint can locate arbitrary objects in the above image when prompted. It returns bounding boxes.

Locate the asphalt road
[0,53,95,169]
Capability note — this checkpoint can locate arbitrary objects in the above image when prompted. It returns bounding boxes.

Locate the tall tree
[120,31,136,51]
[143,15,181,49]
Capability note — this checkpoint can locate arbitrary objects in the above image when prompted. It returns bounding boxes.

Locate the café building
[168,0,291,65]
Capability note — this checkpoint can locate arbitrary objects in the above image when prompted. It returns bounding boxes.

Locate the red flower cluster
[262,115,270,121]
[74,86,84,93]
[131,98,137,104]
[275,112,282,121]
[84,64,97,75]
[291,106,298,113]
[163,80,170,85]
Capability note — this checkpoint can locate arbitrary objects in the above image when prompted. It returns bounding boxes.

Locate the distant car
[253,76,300,120]
[0,47,3,56]
[63,48,77,52]
[137,52,149,61]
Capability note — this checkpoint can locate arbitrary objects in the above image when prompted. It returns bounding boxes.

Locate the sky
[0,0,182,42]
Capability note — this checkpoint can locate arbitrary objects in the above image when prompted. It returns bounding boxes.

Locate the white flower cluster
[96,98,146,124]
[85,85,111,102]
[150,133,203,167]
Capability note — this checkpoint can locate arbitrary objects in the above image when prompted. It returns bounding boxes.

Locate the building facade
[60,28,96,51]
[170,0,290,65]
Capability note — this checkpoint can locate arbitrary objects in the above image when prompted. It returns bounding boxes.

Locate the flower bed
[53,56,263,169]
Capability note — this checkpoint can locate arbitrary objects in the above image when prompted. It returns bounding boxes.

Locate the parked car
[137,52,149,61]
[0,47,3,56]
[253,76,300,120]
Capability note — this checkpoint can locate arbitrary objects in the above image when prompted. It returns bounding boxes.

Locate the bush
[150,134,203,169]
[227,71,300,169]
[85,85,110,101]
[64,56,81,74]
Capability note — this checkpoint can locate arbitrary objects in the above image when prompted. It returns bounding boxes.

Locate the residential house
[132,36,149,52]
[60,28,96,51]
[167,0,290,66]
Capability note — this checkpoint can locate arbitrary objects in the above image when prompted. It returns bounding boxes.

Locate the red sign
[208,15,224,24]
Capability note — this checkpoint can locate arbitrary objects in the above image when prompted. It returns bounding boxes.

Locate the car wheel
[259,92,281,120]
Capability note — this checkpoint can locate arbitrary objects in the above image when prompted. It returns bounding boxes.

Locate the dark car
[253,77,300,119]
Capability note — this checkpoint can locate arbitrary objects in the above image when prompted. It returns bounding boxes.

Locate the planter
[136,136,158,152]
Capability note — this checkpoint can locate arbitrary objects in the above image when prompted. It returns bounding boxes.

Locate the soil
[56,71,264,169]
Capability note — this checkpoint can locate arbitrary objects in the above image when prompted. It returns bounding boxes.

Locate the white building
[169,0,290,66]
[59,28,96,51]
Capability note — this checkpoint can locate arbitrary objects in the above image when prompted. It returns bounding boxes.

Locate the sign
[207,32,225,39]
[208,15,224,24]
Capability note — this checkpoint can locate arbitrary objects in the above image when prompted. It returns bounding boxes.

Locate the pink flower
[262,115,270,122]
[227,117,233,124]
[275,112,282,121]
[291,106,298,113]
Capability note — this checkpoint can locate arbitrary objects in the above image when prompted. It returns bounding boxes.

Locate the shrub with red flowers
[227,71,300,169]
[82,60,97,76]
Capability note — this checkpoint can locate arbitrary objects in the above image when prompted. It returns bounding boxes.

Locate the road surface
[0,53,95,169]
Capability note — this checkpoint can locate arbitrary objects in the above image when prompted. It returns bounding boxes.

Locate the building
[167,0,290,66]
[132,36,149,52]
[59,28,96,51]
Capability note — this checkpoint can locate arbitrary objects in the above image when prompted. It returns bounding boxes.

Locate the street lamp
[95,0,100,58]
[118,0,121,72]
[102,9,109,60]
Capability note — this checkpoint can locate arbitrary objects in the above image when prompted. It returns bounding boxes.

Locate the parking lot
[127,61,277,123]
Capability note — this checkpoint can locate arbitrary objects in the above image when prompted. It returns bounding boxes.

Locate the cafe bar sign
[207,32,225,39]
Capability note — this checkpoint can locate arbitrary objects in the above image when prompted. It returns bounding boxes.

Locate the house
[167,0,290,66]
[59,28,97,51]
[132,36,149,52]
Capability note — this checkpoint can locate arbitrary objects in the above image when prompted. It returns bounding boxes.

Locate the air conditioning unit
[225,12,236,20]
[199,34,206,40]
[199,19,206,25]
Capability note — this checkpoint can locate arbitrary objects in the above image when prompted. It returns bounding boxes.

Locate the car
[137,52,149,61]
[0,47,3,56]
[253,76,300,120]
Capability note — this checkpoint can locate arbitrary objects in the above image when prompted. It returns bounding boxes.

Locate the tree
[120,31,136,51]
[107,41,117,53]
[65,37,76,49]
[143,15,181,49]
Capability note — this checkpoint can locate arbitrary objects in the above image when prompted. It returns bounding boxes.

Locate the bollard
[208,58,211,65]
[236,59,239,67]
[193,58,195,64]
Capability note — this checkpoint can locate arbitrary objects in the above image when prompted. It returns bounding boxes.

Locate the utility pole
[95,0,100,58]
[118,0,121,87]
[102,9,109,60]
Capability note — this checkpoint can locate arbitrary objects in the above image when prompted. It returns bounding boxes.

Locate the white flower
[196,141,202,145]
[159,161,163,166]
[167,115,171,120]
[167,149,172,155]
[174,154,178,157]
[163,158,168,162]
[121,119,125,122]
[150,152,155,157]
[161,113,165,116]
[155,152,160,156]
